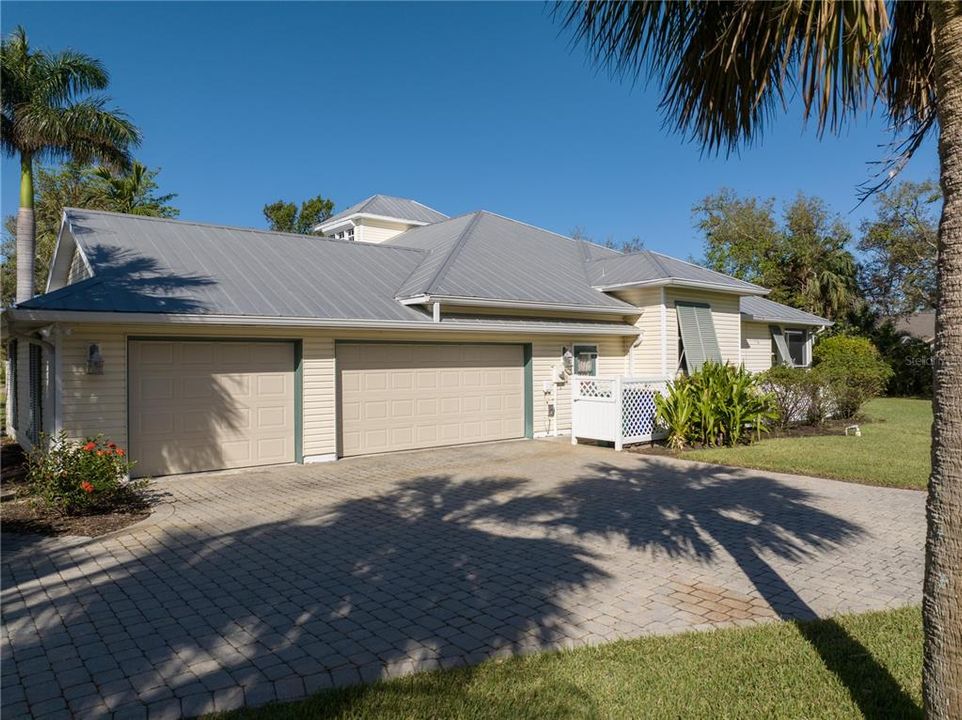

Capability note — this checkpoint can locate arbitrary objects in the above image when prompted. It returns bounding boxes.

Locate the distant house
[892,310,936,345]
[3,195,830,477]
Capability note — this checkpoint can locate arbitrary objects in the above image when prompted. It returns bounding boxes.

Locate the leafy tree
[695,190,859,322]
[859,179,940,317]
[92,162,178,218]
[557,3,962,714]
[1,26,140,302]
[0,161,177,306]
[263,195,334,234]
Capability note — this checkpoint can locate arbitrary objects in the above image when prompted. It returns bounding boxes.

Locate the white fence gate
[570,376,668,450]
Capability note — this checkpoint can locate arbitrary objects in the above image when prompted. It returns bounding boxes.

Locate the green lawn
[211,607,922,720]
[685,397,931,489]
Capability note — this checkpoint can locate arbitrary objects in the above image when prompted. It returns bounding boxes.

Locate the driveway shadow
[0,458,920,718]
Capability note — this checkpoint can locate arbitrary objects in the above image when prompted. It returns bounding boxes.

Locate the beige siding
[663,289,742,374]
[51,324,632,464]
[357,219,413,244]
[612,287,665,377]
[742,321,773,373]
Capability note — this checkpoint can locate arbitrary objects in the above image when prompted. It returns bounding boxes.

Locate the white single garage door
[129,340,295,477]
[338,343,525,457]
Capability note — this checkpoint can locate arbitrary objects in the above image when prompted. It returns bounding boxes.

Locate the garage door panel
[130,341,294,477]
[338,343,524,457]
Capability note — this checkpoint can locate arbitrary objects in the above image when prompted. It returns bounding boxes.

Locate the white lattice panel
[575,377,614,400]
[622,382,661,441]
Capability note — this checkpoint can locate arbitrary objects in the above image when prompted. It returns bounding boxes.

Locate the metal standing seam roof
[319,194,449,228]
[739,296,833,326]
[23,209,433,321]
[388,211,634,311]
[588,250,768,294]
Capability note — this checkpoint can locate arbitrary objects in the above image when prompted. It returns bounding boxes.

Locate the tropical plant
[557,3,961,712]
[759,364,831,427]
[26,432,145,515]
[92,162,178,218]
[654,377,696,449]
[814,335,894,418]
[0,160,178,305]
[1,26,140,303]
[656,362,776,448]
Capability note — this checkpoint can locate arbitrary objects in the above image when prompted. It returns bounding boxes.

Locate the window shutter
[676,302,722,372]
[770,326,792,365]
[8,340,17,431]
[27,344,43,443]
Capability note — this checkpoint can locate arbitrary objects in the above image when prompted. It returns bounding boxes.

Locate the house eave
[5,309,641,336]
[595,278,769,296]
[396,294,638,316]
[314,213,433,234]
[740,312,833,328]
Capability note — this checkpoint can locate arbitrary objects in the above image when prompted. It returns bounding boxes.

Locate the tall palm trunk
[926,2,962,717]
[15,152,35,303]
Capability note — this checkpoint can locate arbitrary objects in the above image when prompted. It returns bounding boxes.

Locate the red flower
[80,481,94,494]
[116,449,125,457]
[83,441,96,452]
[108,441,117,449]
[96,450,105,456]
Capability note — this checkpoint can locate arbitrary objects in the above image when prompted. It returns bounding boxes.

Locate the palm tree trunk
[15,153,35,303]
[925,2,962,717]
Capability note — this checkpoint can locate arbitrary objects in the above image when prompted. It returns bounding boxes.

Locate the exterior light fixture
[86,344,104,375]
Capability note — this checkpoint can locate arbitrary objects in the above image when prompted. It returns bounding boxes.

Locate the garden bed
[0,497,149,537]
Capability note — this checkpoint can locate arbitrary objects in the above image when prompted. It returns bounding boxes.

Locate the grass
[211,607,922,720]
[685,397,931,489]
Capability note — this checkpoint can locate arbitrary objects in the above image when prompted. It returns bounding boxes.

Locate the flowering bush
[26,433,147,515]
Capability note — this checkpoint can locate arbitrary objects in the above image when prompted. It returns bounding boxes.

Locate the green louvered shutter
[676,302,722,372]
[770,325,792,365]
[27,344,43,444]
[8,340,17,431]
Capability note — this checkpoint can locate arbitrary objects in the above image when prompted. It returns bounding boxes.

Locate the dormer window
[333,227,355,242]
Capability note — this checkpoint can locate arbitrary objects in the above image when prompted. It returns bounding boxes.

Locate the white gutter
[741,313,833,327]
[6,309,641,336]
[396,294,638,316]
[594,278,769,296]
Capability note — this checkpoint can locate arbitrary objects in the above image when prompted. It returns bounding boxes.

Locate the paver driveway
[2,440,923,719]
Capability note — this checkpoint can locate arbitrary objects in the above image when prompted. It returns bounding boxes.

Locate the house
[3,195,831,477]
[891,310,936,345]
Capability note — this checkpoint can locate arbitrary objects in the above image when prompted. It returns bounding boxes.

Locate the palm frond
[558,1,890,154]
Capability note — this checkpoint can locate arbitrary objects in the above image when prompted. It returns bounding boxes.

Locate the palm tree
[556,2,960,717]
[1,26,140,302]
[92,162,179,218]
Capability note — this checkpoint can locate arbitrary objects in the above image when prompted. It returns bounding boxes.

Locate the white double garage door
[128,340,525,476]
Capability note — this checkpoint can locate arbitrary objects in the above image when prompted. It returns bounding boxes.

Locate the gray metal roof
[739,296,832,326]
[589,251,768,294]
[320,194,448,228]
[23,209,432,321]
[389,211,634,311]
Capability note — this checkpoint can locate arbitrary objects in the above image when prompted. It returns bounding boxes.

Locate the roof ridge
[62,207,426,254]
[476,209,618,255]
[642,249,672,278]
[422,212,484,295]
[385,210,481,249]
[647,250,766,290]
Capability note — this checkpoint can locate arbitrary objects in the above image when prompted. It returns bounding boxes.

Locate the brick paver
[2,440,924,719]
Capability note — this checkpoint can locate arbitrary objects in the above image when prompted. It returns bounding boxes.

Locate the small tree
[263,195,334,234]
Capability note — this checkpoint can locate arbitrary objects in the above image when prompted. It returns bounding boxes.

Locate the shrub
[813,335,893,418]
[758,365,828,427]
[26,433,146,515]
[656,362,776,448]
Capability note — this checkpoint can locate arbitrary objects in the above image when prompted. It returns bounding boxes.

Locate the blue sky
[2,1,939,260]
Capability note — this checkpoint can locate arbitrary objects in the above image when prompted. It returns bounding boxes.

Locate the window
[334,228,355,242]
[784,329,808,366]
[573,344,598,376]
[8,340,17,430]
[771,327,808,366]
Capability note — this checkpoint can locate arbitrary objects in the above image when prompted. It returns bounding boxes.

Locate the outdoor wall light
[86,343,104,375]
[562,346,574,374]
